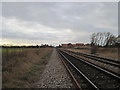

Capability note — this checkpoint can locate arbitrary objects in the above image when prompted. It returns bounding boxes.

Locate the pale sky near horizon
[2,2,118,46]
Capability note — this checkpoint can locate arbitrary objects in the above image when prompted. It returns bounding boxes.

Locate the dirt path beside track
[36,48,74,88]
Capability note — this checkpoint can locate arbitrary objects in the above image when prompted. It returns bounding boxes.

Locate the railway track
[64,49,120,68]
[62,49,120,76]
[58,49,120,90]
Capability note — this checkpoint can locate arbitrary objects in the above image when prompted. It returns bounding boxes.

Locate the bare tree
[90,32,116,54]
[104,32,116,47]
[91,32,116,47]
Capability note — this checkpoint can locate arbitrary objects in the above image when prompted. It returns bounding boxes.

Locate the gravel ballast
[36,48,74,88]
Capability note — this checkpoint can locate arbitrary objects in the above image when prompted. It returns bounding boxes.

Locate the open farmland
[2,48,53,88]
[2,48,23,53]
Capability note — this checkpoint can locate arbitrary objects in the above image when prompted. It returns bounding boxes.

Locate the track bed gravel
[36,48,74,88]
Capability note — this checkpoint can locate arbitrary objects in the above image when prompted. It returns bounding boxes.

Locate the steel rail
[61,50,120,80]
[65,49,120,63]
[63,50,120,76]
[59,49,120,89]
[59,50,100,90]
[57,50,82,89]
[64,50,120,67]
[61,49,120,80]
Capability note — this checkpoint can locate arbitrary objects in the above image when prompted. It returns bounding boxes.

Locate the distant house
[61,43,86,48]
[61,44,68,48]
[76,43,84,46]
[67,43,73,48]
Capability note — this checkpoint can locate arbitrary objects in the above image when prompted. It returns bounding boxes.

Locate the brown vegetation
[97,47,118,60]
[2,48,53,88]
[65,47,118,60]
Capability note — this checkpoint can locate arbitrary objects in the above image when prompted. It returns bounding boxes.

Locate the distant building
[61,44,68,48]
[67,43,73,48]
[61,43,90,48]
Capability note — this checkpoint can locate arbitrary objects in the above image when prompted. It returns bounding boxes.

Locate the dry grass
[64,47,118,60]
[97,48,118,60]
[2,48,53,88]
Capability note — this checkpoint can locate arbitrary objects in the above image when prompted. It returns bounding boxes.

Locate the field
[65,47,119,60]
[2,48,23,53]
[2,48,53,88]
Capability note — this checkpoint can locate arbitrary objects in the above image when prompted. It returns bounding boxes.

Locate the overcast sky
[2,2,118,46]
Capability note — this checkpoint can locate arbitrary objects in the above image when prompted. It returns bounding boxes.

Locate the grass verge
[2,48,53,88]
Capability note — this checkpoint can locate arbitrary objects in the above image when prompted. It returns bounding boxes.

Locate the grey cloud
[3,28,59,40]
[2,2,118,45]
[3,2,117,29]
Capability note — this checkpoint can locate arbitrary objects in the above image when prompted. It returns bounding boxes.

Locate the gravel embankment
[36,48,74,88]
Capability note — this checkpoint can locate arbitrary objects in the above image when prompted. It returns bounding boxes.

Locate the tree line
[91,32,119,47]
[1,44,53,48]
